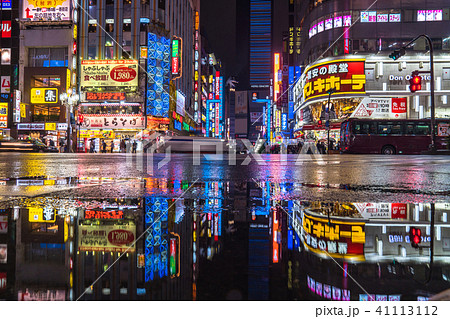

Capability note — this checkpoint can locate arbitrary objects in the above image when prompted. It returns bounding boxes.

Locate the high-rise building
[76,0,201,151]
[292,0,450,144]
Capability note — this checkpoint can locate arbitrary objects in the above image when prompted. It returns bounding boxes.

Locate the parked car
[0,137,55,152]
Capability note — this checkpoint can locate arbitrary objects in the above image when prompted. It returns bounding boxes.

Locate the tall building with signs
[16,0,77,150]
[76,0,201,147]
[292,0,450,144]
[0,0,19,140]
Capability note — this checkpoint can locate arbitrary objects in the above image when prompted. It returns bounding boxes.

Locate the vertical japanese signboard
[171,36,182,79]
[0,103,8,128]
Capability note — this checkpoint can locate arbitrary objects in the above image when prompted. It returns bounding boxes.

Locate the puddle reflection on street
[0,177,449,300]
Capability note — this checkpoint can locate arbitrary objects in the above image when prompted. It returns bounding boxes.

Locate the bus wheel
[381,145,396,155]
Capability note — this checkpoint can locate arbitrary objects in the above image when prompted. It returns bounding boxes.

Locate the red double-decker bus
[340,118,449,154]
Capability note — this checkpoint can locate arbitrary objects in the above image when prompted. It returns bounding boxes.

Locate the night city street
[2,0,450,314]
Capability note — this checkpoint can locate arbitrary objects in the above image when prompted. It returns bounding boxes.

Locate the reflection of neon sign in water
[307,275,350,301]
[144,198,169,281]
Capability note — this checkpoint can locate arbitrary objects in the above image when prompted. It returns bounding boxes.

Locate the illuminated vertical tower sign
[147,33,171,118]
[214,71,224,138]
[194,11,200,124]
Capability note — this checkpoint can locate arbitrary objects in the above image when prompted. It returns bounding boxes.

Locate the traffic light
[318,120,322,127]
[409,227,422,248]
[389,48,406,60]
[409,71,422,93]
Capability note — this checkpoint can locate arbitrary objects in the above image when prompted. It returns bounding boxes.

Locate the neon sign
[171,36,182,79]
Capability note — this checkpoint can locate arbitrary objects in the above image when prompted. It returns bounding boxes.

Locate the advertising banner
[302,212,365,261]
[79,130,114,139]
[0,103,7,128]
[81,60,138,88]
[0,244,6,263]
[354,203,407,219]
[18,289,66,301]
[303,59,366,101]
[1,76,10,93]
[1,0,12,10]
[176,90,185,116]
[147,116,169,131]
[80,114,145,129]
[171,37,182,79]
[351,97,407,119]
[22,0,71,21]
[0,272,6,291]
[1,21,11,38]
[78,224,136,252]
[0,215,7,234]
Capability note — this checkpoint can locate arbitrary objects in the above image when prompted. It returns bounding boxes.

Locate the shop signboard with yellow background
[79,130,115,139]
[30,88,58,104]
[302,212,366,261]
[78,224,136,253]
[303,59,366,101]
[0,103,7,129]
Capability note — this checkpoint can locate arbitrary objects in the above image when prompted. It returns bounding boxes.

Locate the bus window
[405,123,415,135]
[391,123,402,135]
[378,123,390,134]
[415,123,430,135]
[378,122,402,135]
[361,122,376,134]
[353,122,362,134]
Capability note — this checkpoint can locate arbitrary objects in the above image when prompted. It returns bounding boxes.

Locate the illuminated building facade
[0,0,19,140]
[292,0,450,141]
[14,1,76,148]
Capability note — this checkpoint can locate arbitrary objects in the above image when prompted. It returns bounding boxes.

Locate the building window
[33,106,61,122]
[28,48,68,67]
[33,76,61,87]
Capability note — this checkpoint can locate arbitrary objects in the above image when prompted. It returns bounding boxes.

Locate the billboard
[78,224,136,253]
[147,33,171,117]
[351,97,407,119]
[22,0,71,22]
[79,114,145,129]
[303,59,366,101]
[1,0,12,10]
[80,60,138,88]
[302,212,365,261]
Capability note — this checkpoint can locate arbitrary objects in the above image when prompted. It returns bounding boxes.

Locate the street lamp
[325,88,336,154]
[390,34,436,152]
[59,91,79,153]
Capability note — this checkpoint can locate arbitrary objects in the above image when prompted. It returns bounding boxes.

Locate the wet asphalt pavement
[0,153,449,203]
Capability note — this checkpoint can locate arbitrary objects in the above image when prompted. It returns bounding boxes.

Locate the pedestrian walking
[132,140,137,153]
[102,140,107,153]
[120,139,126,153]
[110,141,114,153]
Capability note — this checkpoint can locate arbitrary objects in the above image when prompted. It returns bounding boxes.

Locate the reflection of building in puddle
[289,201,450,301]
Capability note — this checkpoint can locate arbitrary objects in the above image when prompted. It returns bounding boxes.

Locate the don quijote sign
[303,59,366,101]
[389,74,432,83]
[81,60,138,88]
